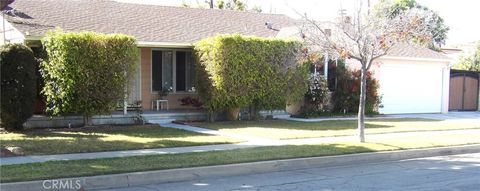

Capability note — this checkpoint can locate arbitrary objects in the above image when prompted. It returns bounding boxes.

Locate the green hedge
[0,44,37,131]
[194,34,308,116]
[40,30,138,123]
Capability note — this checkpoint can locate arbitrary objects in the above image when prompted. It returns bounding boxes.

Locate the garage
[378,61,449,114]
[372,44,451,114]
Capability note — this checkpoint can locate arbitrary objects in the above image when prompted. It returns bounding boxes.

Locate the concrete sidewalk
[2,126,480,166]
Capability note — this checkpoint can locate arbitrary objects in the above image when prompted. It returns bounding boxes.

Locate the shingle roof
[3,0,297,43]
[386,43,451,60]
[279,25,450,61]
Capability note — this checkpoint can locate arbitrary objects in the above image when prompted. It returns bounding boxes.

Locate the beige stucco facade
[138,47,199,110]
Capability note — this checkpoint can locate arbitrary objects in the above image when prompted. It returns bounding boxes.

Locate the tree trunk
[357,67,368,143]
[207,110,216,122]
[83,115,93,127]
[249,105,258,121]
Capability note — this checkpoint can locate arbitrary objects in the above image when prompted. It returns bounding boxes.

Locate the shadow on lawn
[0,125,233,156]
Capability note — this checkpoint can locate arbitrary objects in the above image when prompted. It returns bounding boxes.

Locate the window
[176,51,196,92]
[152,49,196,93]
[151,50,173,92]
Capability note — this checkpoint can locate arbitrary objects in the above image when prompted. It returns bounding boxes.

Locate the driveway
[98,153,480,191]
[389,111,480,121]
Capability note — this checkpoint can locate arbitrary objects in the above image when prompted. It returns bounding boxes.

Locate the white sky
[115,0,480,46]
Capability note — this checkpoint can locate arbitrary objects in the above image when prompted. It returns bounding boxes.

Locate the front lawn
[196,118,480,139]
[0,124,239,155]
[2,129,479,182]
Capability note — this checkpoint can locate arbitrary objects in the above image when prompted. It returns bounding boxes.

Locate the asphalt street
[98,152,480,191]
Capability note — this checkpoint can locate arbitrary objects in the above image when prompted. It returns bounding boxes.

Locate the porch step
[141,111,207,124]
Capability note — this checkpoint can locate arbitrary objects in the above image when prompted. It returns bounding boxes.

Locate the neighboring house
[0,0,452,114]
[0,0,297,111]
[279,25,452,114]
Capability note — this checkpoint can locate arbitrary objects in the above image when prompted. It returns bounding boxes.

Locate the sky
[115,0,480,46]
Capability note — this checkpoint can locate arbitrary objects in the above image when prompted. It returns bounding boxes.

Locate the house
[1,0,452,115]
[0,0,297,111]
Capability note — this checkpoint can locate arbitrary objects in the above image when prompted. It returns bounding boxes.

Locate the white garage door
[379,64,444,114]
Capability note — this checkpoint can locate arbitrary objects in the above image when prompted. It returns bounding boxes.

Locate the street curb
[2,144,480,191]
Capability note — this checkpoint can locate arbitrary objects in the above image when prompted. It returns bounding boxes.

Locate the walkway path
[2,124,480,165]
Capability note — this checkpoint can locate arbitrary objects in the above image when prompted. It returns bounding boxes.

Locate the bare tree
[301,0,435,142]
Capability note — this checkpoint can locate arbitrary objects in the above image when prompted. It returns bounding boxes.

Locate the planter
[226,107,241,121]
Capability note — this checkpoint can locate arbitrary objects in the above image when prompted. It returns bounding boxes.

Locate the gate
[449,70,479,111]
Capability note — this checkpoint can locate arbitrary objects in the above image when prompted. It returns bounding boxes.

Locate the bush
[305,73,329,111]
[179,96,203,109]
[41,30,138,125]
[0,44,37,131]
[194,34,308,120]
[332,63,381,114]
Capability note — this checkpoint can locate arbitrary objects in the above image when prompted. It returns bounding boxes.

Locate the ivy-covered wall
[194,34,308,116]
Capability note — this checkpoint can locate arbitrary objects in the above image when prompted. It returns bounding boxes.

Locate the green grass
[2,129,480,183]
[196,118,480,139]
[0,124,239,155]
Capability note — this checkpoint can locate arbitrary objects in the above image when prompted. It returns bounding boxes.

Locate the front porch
[24,109,207,129]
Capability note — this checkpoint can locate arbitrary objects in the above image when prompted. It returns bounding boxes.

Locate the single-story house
[1,0,452,114]
[0,0,297,111]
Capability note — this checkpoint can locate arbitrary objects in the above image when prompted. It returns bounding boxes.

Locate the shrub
[305,73,329,111]
[194,34,308,120]
[0,44,37,131]
[332,63,381,114]
[41,30,138,125]
[179,96,203,109]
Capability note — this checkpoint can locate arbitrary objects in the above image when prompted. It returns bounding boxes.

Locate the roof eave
[25,36,194,48]
[380,56,451,63]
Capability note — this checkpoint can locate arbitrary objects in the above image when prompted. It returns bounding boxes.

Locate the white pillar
[123,70,128,115]
[441,64,450,114]
[324,52,329,81]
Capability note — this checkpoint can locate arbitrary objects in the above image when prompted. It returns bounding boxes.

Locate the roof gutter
[25,35,42,41]
[137,41,193,48]
[380,56,451,63]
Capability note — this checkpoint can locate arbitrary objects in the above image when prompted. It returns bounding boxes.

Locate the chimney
[325,29,331,37]
[344,16,351,24]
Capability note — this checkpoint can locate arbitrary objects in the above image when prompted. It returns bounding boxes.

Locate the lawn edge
[2,144,480,191]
